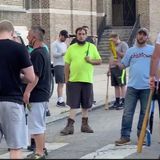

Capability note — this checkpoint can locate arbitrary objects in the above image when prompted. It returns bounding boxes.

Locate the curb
[46,101,105,125]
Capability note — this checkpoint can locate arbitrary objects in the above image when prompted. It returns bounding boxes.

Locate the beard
[137,39,146,45]
[77,39,86,45]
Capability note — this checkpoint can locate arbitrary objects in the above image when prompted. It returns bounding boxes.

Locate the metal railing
[127,14,140,47]
[97,14,107,44]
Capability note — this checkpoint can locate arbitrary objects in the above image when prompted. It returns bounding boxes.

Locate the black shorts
[110,67,126,86]
[66,82,93,109]
[54,65,65,83]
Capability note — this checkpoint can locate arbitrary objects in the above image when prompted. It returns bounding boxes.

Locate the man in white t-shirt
[51,30,69,107]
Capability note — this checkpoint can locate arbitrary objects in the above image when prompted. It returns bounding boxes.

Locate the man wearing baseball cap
[114,27,155,146]
[51,30,69,107]
[137,27,149,37]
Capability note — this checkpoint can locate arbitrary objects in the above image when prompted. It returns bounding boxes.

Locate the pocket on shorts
[11,105,23,121]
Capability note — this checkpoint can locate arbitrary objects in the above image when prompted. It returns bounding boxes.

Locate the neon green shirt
[64,42,101,83]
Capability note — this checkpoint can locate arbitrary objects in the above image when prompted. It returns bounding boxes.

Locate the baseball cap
[60,30,69,38]
[137,27,149,36]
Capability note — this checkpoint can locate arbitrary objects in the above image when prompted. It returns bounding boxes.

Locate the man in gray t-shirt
[108,33,129,110]
[51,30,69,107]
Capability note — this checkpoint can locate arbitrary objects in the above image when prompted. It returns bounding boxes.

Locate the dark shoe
[60,118,74,135]
[56,101,66,107]
[26,153,45,159]
[27,145,35,152]
[81,117,94,133]
[115,138,131,146]
[46,110,51,117]
[116,102,124,110]
[27,138,36,151]
[92,100,96,105]
[109,102,119,110]
[43,148,48,156]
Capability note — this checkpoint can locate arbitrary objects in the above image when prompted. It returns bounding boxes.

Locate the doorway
[112,0,136,26]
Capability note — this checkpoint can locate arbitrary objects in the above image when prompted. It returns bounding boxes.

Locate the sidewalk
[46,63,115,124]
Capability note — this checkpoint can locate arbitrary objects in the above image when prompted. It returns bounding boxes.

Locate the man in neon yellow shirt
[60,27,102,135]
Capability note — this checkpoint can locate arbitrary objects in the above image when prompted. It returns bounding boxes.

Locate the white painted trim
[27,8,97,16]
[97,12,105,17]
[0,4,26,12]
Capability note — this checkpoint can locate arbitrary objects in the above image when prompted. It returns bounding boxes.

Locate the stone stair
[97,26,133,63]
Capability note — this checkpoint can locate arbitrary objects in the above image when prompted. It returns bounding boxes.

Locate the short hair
[30,26,45,41]
[109,33,119,38]
[75,27,87,35]
[59,30,69,38]
[0,20,14,33]
[82,25,89,29]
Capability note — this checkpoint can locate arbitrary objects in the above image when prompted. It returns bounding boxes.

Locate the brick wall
[137,0,150,30]
[49,0,97,42]
[149,0,160,43]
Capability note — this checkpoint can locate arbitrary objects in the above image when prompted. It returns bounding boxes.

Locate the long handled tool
[137,89,154,153]
[146,99,155,146]
[146,80,159,146]
[105,74,109,110]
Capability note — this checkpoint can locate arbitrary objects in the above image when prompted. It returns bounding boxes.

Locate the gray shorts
[66,82,93,109]
[0,102,28,149]
[54,65,65,83]
[28,102,48,135]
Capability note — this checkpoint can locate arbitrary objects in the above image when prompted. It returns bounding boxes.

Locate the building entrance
[112,0,136,26]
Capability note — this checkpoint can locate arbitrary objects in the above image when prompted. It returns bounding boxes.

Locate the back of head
[30,26,45,41]
[0,20,14,33]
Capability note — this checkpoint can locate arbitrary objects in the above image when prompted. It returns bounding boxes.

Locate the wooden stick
[105,75,109,110]
[137,89,154,153]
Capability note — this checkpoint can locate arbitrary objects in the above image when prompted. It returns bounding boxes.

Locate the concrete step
[98,26,133,62]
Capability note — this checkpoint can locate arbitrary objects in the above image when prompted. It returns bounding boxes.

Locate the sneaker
[26,148,48,158]
[116,102,124,110]
[26,153,45,159]
[56,101,66,107]
[115,138,131,146]
[46,110,51,117]
[109,102,120,110]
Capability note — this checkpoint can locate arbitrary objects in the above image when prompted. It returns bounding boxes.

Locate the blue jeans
[121,87,150,139]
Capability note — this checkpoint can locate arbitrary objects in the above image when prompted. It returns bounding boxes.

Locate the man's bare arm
[150,44,160,77]
[21,66,35,83]
[23,75,39,104]
[64,63,70,83]
[85,56,102,65]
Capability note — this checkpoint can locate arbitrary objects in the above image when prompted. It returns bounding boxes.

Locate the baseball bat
[109,38,117,60]
[105,74,109,110]
[137,89,154,153]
